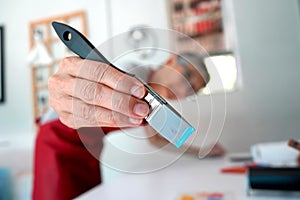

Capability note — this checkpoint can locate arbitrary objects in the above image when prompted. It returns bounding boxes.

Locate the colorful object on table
[288,138,300,165]
[220,163,260,174]
[180,195,194,200]
[179,192,225,200]
[251,141,300,166]
[288,138,300,151]
[220,166,247,174]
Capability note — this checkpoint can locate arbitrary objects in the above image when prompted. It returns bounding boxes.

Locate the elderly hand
[48,57,150,129]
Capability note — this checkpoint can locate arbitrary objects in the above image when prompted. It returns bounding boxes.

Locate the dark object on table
[248,167,300,192]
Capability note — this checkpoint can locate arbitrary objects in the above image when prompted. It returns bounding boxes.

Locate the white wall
[219,0,300,152]
[0,0,300,153]
[109,0,169,34]
[0,0,108,134]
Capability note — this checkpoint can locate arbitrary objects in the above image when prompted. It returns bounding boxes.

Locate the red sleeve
[33,119,118,200]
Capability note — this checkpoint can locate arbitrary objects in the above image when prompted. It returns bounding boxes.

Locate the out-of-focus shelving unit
[28,10,87,125]
[169,0,225,52]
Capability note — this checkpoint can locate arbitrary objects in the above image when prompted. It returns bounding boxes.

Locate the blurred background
[0,0,300,199]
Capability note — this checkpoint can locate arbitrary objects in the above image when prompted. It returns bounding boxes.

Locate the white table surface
[76,154,300,200]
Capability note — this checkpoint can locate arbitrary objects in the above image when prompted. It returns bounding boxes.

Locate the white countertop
[76,154,300,200]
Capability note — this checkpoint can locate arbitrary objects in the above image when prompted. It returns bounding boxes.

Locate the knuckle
[48,94,60,111]
[49,97,67,116]
[81,82,96,102]
[107,112,117,126]
[48,74,58,91]
[113,96,129,113]
[93,84,105,104]
[48,74,68,94]
[58,58,70,72]
[48,76,69,110]
[80,104,93,120]
[90,63,109,82]
[95,109,105,122]
[114,74,126,85]
[114,99,124,111]
[95,109,117,126]
[59,57,73,69]
[58,57,80,75]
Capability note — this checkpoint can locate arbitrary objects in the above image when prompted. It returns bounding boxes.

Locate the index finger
[60,57,146,98]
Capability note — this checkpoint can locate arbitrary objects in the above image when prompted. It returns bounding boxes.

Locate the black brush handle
[52,21,130,75]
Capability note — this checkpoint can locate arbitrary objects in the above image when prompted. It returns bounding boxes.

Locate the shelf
[169,0,225,52]
[29,11,87,125]
[173,5,220,23]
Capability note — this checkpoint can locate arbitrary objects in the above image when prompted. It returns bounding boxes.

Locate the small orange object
[180,195,195,200]
[221,166,247,174]
[221,163,259,174]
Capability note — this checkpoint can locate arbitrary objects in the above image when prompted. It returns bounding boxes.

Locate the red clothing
[33,119,117,200]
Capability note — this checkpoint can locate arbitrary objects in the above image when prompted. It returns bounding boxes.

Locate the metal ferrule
[144,91,162,122]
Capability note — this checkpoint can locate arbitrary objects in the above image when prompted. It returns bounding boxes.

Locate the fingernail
[129,118,143,125]
[133,103,149,116]
[131,85,144,98]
